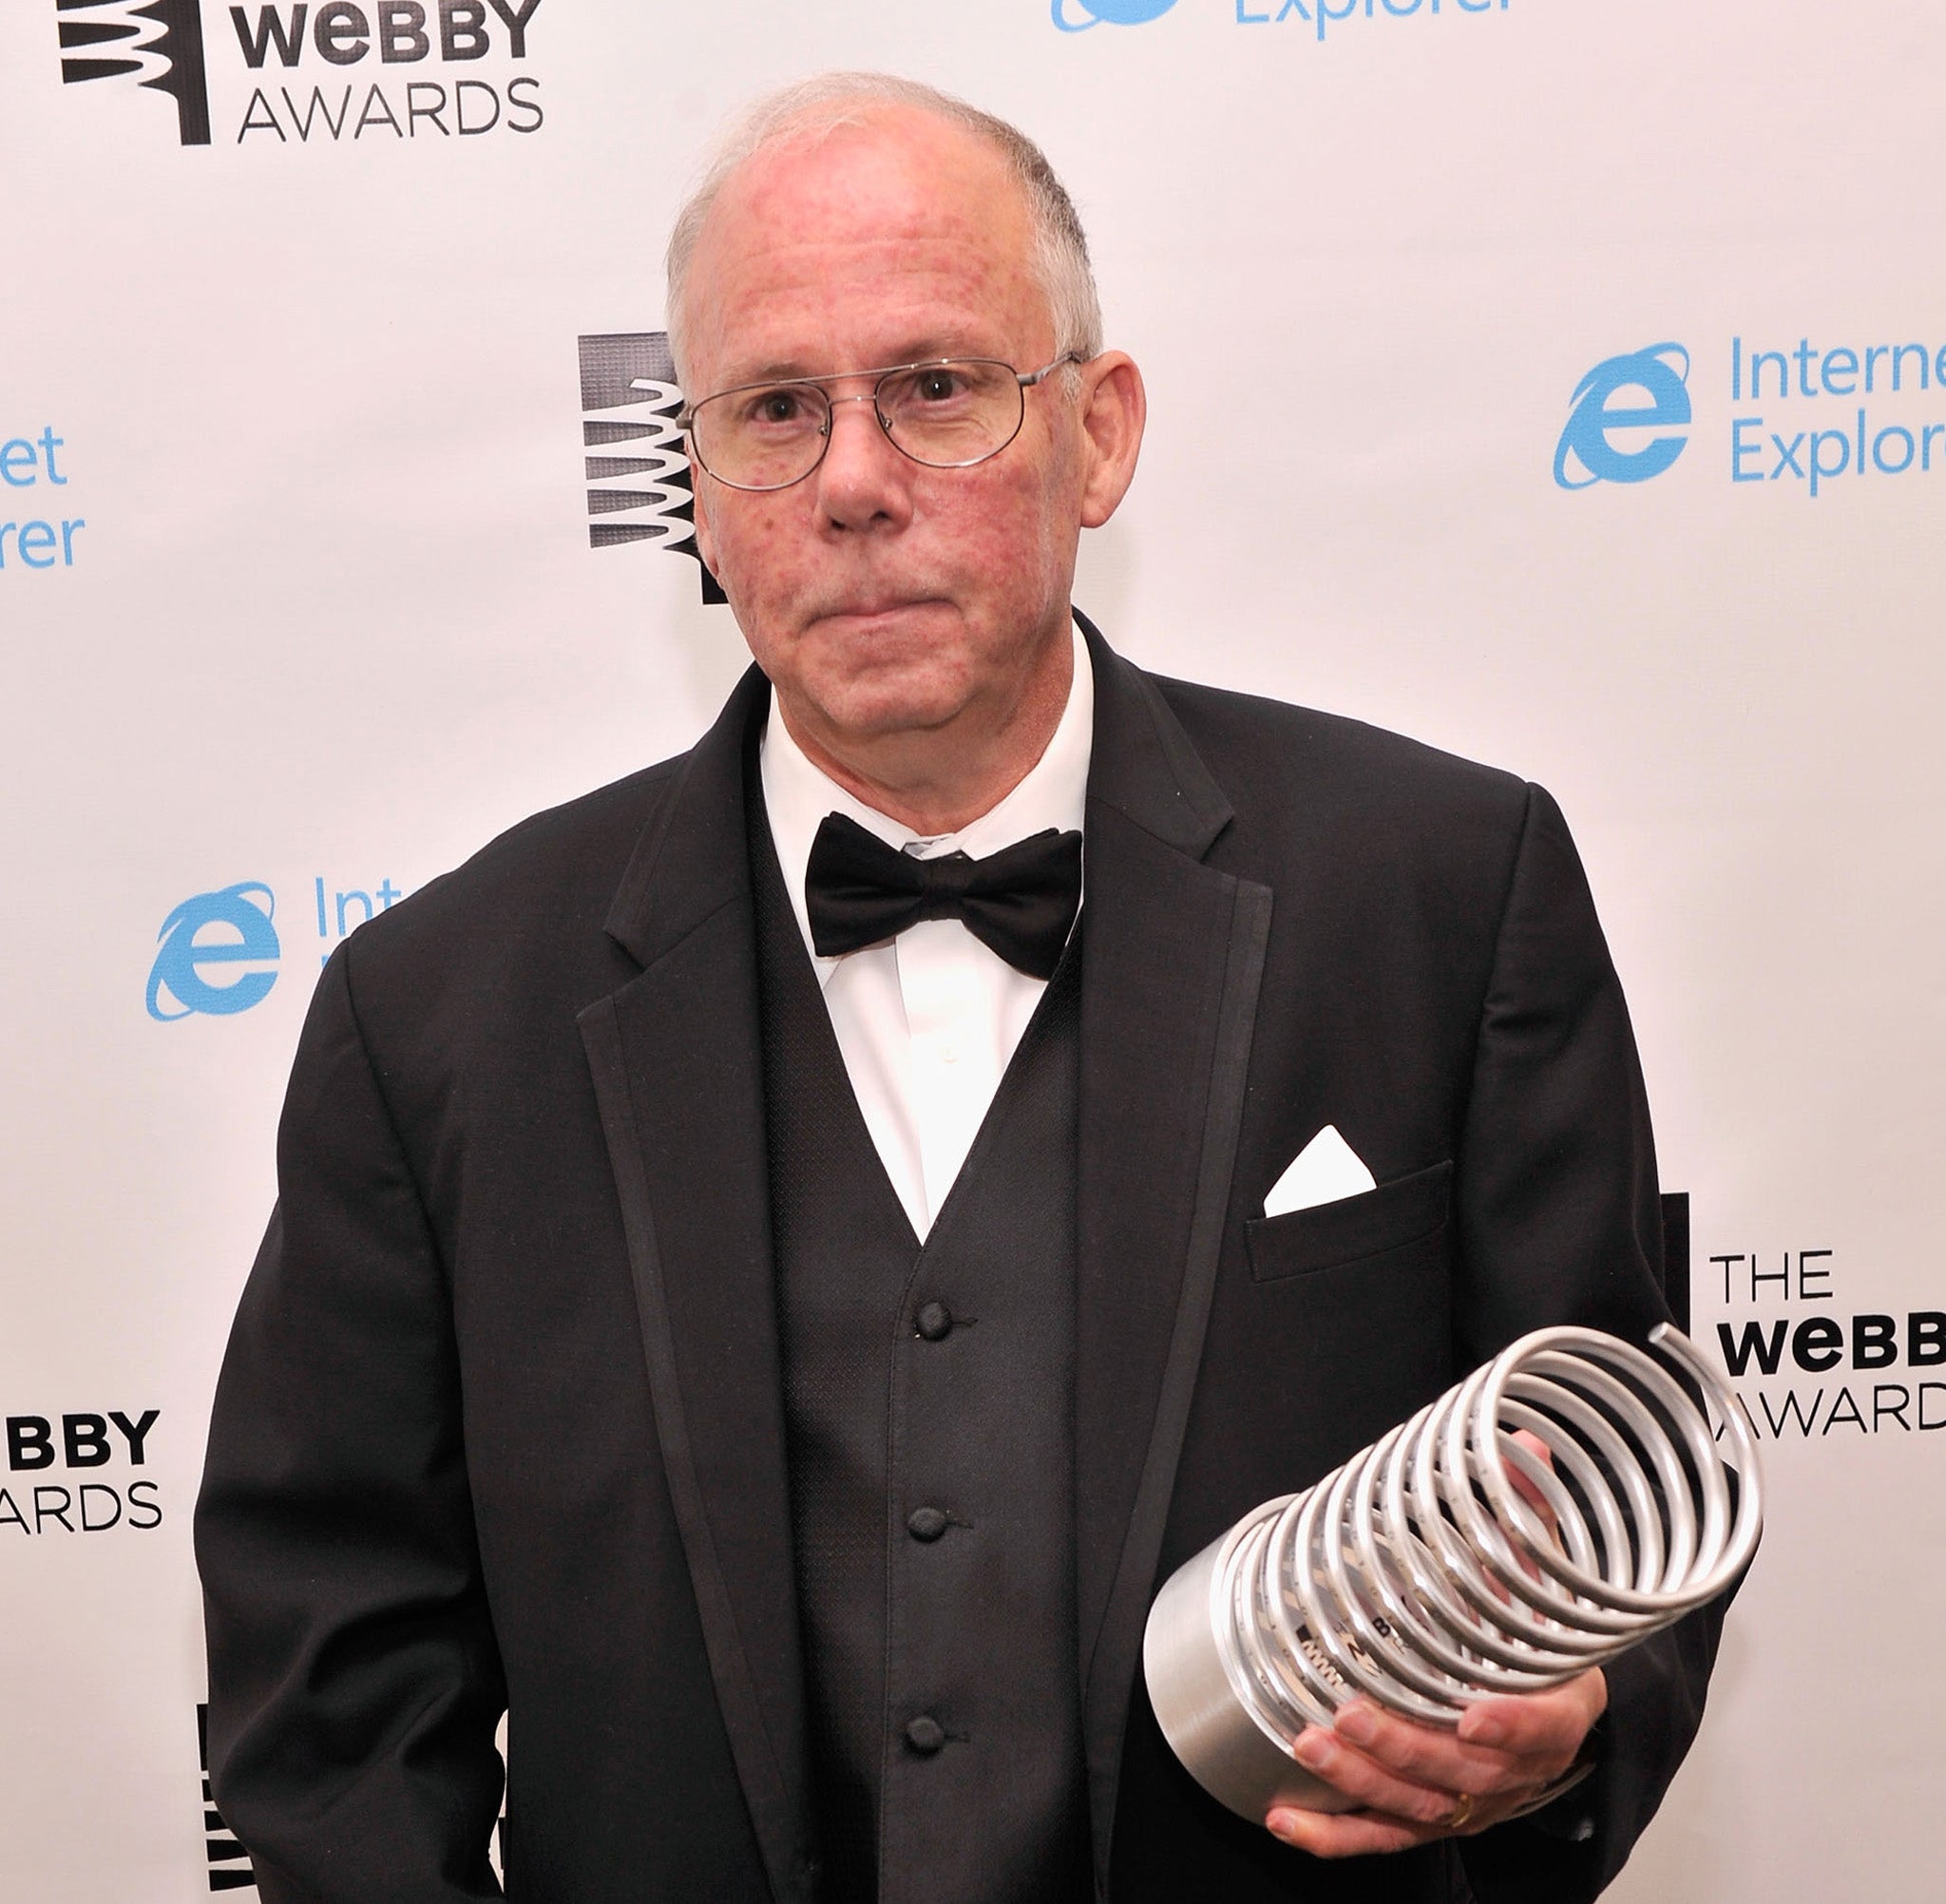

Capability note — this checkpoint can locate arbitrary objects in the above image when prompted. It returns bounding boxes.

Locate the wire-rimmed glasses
[654,352,1084,492]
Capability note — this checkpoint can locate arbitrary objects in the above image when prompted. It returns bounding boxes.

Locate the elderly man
[197,73,1722,1904]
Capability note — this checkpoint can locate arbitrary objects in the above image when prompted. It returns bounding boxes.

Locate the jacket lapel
[1073,619,1273,1879]
[578,668,814,1904]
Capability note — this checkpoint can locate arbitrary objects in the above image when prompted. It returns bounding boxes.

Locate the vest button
[915,1301,953,1342]
[906,1506,949,1542]
[905,1715,946,1756]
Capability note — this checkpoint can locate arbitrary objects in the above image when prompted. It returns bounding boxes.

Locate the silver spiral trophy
[1143,1323,1762,1821]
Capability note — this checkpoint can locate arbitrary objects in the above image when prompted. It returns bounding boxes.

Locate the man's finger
[1499,1429,1562,1592]
[1291,1727,1459,1828]
[1503,1427,1558,1521]
[1268,1678,1608,1861]
[1455,1671,1607,1758]
[1329,1700,1568,1793]
[1267,1804,1429,1860]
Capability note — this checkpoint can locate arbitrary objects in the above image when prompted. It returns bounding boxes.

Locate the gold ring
[1442,1792,1476,1833]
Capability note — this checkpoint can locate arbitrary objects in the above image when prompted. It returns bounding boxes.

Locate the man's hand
[1263,1668,1605,1858]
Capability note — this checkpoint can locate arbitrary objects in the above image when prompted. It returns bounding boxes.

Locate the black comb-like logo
[57,0,212,145]
[577,331,724,605]
[197,1704,258,1891]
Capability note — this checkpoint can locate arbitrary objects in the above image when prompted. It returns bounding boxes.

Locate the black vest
[751,802,1090,1904]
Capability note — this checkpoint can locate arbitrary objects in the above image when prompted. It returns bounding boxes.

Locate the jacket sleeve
[194,947,506,1904]
[1451,783,1733,1904]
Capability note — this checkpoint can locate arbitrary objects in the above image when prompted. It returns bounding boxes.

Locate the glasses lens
[691,382,830,489]
[878,360,1022,467]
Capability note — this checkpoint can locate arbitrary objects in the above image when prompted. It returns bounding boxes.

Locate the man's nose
[813,392,914,529]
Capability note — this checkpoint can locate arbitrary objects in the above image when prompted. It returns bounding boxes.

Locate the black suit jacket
[196,619,1722,1903]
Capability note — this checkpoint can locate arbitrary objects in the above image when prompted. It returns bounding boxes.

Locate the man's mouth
[821,599,937,624]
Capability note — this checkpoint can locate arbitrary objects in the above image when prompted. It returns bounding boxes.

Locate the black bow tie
[805,810,1083,981]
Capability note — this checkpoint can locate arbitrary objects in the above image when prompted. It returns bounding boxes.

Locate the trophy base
[1143,1496,1360,1822]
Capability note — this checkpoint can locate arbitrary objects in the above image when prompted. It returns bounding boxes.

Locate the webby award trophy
[1143,1323,1762,1821]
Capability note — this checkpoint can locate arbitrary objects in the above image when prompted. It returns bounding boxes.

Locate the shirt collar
[759,618,1094,981]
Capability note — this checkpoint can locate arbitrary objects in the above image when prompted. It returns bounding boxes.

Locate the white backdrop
[3,1,1942,1896]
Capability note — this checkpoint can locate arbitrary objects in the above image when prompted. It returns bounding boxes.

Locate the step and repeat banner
[3,1,1941,1897]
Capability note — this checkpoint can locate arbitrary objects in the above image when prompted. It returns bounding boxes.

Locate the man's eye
[740,389,815,427]
[912,369,967,403]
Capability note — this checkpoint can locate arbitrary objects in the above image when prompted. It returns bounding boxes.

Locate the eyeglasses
[642,352,1084,493]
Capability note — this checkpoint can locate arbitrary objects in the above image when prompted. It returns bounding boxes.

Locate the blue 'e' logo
[1053,0,1177,29]
[1554,344,1691,490]
[146,882,280,1020]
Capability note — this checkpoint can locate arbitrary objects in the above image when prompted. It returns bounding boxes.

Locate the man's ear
[691,470,721,580]
[1076,352,1147,529]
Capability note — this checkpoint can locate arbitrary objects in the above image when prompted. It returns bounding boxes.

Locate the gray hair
[664,72,1102,391]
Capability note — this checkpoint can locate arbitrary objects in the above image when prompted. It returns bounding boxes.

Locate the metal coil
[1143,1323,1762,1820]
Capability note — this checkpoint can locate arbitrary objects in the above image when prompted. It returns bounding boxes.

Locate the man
[197,73,1724,1904]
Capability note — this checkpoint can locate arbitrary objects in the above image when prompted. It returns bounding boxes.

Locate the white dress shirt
[759,621,1093,1241]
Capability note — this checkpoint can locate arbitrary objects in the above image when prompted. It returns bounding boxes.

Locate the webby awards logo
[52,0,546,146]
[198,1705,258,1892]
[55,0,210,144]
[578,331,724,604]
[2,1406,162,1538]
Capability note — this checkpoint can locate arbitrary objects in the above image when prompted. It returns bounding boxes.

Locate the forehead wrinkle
[715,230,1007,295]
[698,229,1032,390]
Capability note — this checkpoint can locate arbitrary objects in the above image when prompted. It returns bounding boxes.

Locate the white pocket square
[1262,1124,1377,1219]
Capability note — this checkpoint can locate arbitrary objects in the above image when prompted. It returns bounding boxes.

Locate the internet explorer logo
[1053,0,1177,30]
[146,882,280,1020]
[1555,343,1691,490]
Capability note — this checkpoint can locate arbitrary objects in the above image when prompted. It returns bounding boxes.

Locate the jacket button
[906,1506,949,1542]
[915,1301,953,1342]
[905,1715,946,1756]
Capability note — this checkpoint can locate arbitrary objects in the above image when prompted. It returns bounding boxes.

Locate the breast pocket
[1245,1158,1454,1284]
